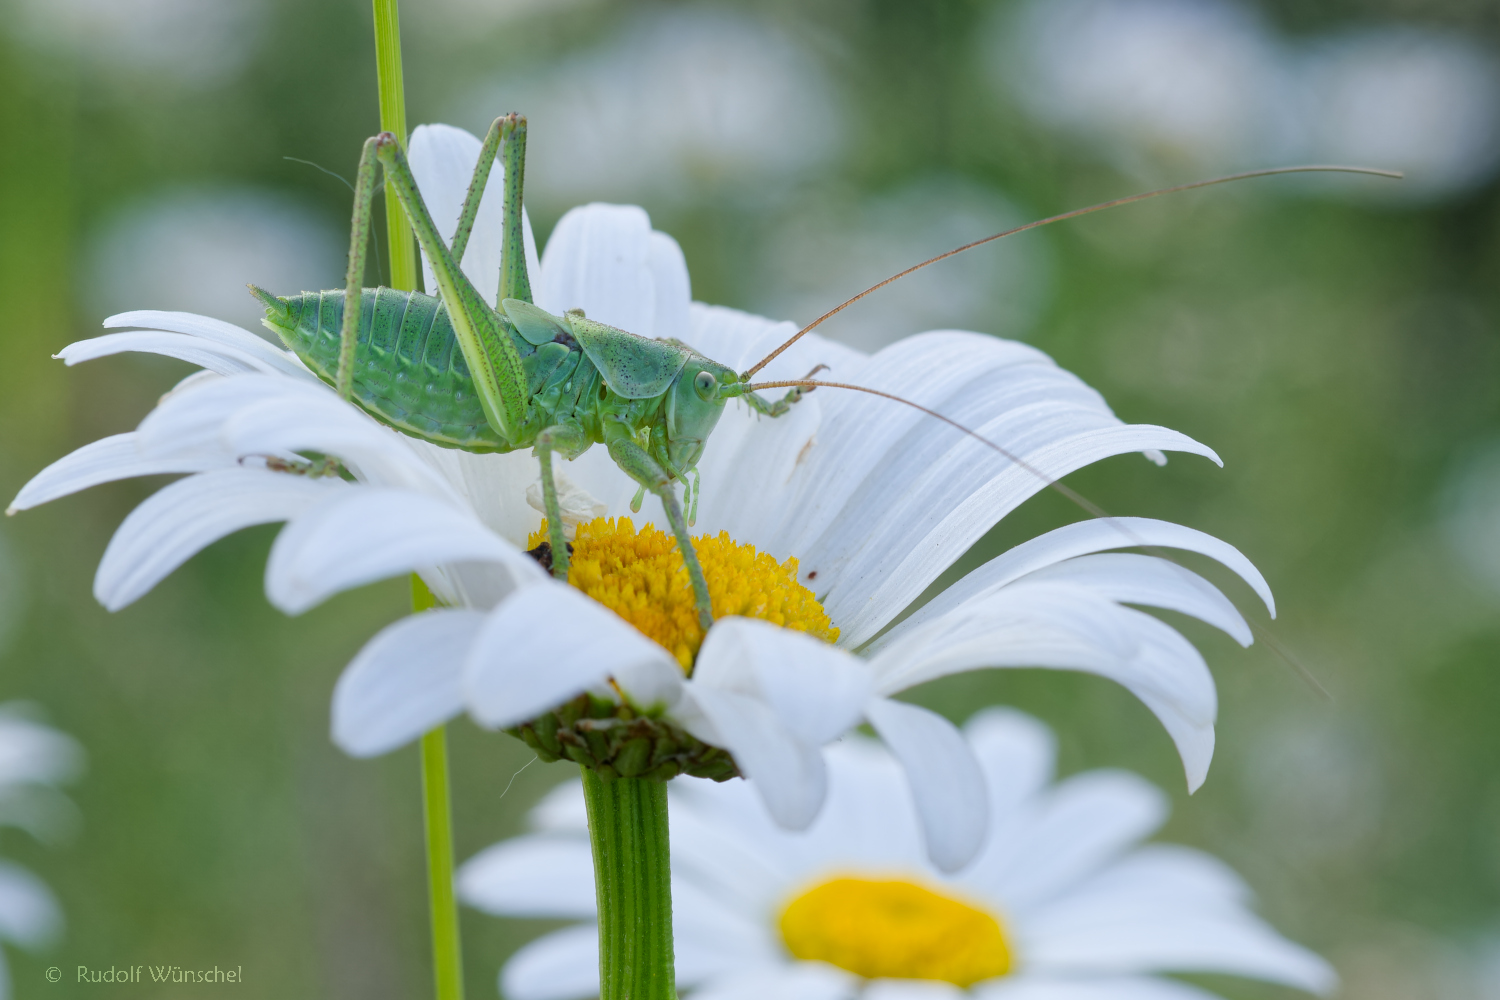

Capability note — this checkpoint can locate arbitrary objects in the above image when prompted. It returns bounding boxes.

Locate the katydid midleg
[250,113,1400,636]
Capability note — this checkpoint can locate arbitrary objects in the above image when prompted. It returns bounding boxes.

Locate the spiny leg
[372,133,529,441]
[608,438,714,633]
[447,117,504,266]
[446,112,531,313]
[535,424,588,581]
[336,137,381,401]
[497,114,531,305]
[687,468,701,527]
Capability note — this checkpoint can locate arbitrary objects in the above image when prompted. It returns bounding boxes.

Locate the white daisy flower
[0,704,82,996]
[10,123,1272,869]
[460,709,1335,1000]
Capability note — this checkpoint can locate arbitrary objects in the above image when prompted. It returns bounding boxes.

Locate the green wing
[569,315,692,399]
[501,298,572,346]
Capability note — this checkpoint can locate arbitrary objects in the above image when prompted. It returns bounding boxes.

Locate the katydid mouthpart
[251,113,1399,640]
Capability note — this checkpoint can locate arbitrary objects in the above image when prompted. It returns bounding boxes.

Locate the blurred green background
[0,0,1497,996]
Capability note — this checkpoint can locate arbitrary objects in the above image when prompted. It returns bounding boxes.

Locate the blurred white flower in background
[456,9,842,208]
[415,0,598,32]
[1293,27,1500,201]
[0,705,82,999]
[1439,440,1500,597]
[1240,716,1384,869]
[462,710,1334,1000]
[758,177,1054,353]
[84,188,345,333]
[990,0,1500,203]
[997,0,1288,172]
[6,0,264,85]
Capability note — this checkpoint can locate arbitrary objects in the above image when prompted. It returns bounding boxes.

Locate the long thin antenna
[748,377,1331,700]
[743,164,1402,379]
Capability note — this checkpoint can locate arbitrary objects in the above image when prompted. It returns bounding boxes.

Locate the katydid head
[665,357,739,470]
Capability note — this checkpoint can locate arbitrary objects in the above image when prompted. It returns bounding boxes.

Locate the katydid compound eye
[694,370,718,398]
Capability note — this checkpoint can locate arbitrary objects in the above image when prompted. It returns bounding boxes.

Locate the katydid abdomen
[259,285,610,455]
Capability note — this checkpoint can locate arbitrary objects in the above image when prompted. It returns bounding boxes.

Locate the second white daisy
[462,709,1335,1000]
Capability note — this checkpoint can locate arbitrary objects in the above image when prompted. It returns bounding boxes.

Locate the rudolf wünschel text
[75,965,242,984]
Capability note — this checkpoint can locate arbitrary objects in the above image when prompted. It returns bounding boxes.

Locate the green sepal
[507,694,741,782]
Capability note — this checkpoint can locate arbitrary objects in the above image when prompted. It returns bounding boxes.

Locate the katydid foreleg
[741,365,829,418]
[608,437,714,632]
[535,423,590,580]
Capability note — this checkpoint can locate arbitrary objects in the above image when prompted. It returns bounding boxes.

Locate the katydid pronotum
[251,114,1399,636]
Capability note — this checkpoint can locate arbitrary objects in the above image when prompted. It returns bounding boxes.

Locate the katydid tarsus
[250,113,1400,638]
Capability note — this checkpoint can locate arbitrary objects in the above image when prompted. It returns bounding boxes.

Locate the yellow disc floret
[530,517,838,672]
[778,875,1012,986]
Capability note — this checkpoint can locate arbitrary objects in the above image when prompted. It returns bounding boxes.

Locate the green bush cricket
[250,114,1400,633]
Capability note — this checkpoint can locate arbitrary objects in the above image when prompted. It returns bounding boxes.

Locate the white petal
[878,517,1274,651]
[971,771,1167,913]
[331,609,484,757]
[57,331,287,377]
[8,433,224,514]
[872,587,1214,723]
[1133,687,1215,793]
[678,686,826,830]
[870,588,1219,791]
[95,468,342,611]
[963,708,1057,815]
[1020,554,1252,646]
[525,469,606,540]
[686,964,860,1000]
[1022,846,1336,993]
[863,979,967,1000]
[457,835,596,918]
[223,391,457,497]
[671,878,786,987]
[463,583,681,730]
[693,617,872,746]
[102,309,313,379]
[528,780,589,833]
[135,374,303,464]
[265,487,544,614]
[693,391,824,556]
[0,713,84,788]
[536,203,656,336]
[414,442,542,547]
[408,123,539,307]
[0,862,61,949]
[501,924,600,1000]
[865,698,987,873]
[973,975,1223,1000]
[757,332,1225,645]
[686,301,865,378]
[647,229,692,342]
[830,419,1223,647]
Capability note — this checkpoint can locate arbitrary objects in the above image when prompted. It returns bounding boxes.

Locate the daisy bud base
[509,694,740,782]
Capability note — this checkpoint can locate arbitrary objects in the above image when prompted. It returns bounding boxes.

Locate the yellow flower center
[530,517,838,671]
[778,876,1012,986]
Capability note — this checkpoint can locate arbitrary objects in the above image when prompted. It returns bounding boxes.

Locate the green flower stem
[421,726,464,1000]
[372,0,418,294]
[581,770,677,1000]
[375,0,460,991]
[412,578,463,1000]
